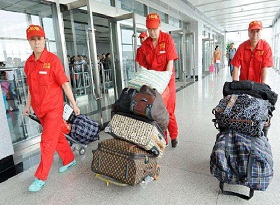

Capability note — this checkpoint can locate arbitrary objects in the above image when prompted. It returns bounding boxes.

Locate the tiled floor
[1,67,280,205]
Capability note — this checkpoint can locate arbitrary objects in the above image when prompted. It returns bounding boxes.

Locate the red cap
[248,21,262,31]
[146,13,160,29]
[138,32,147,38]
[26,24,45,40]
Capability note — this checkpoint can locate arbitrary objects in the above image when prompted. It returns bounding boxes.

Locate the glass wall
[0,8,54,144]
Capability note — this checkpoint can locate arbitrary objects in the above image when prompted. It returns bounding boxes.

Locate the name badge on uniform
[39,71,47,74]
[159,51,166,54]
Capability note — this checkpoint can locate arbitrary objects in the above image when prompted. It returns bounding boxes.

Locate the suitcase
[105,113,166,157]
[91,139,160,186]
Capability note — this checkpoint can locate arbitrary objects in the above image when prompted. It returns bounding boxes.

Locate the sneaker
[28,178,46,192]
[59,159,76,173]
[171,139,178,148]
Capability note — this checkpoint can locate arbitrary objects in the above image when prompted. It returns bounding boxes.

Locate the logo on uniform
[43,62,51,69]
[160,43,165,49]
[258,51,264,55]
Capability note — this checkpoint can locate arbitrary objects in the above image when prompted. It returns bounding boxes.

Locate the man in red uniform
[138,13,179,148]
[135,31,148,68]
[231,20,273,83]
[231,20,273,137]
[23,25,80,192]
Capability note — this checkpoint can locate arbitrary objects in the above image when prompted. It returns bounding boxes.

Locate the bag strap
[219,181,254,200]
[224,95,238,113]
[221,131,255,200]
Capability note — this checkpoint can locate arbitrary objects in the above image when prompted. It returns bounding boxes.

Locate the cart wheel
[79,148,85,155]
[154,164,160,180]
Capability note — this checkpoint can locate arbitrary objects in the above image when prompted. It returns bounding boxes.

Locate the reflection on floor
[1,67,280,204]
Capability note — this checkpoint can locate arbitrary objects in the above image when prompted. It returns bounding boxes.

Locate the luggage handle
[219,182,254,200]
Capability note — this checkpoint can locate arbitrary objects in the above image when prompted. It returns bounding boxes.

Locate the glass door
[108,13,137,98]
[61,2,103,125]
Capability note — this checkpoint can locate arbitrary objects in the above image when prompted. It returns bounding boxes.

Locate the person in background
[23,25,80,192]
[227,43,236,76]
[231,20,273,84]
[231,20,273,137]
[213,45,222,74]
[137,13,179,148]
[136,31,148,71]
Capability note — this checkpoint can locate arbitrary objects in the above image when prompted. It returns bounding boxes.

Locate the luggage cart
[28,104,89,155]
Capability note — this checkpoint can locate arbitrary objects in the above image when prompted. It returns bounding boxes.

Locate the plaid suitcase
[210,130,273,200]
[105,113,166,157]
[91,139,160,186]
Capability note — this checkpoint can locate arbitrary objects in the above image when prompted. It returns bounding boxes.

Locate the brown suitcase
[91,139,160,186]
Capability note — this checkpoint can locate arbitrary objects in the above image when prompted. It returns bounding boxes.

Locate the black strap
[221,131,256,200]
[219,182,254,200]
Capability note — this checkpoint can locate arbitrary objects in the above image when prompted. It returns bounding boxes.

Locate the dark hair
[215,45,219,51]
[105,53,110,58]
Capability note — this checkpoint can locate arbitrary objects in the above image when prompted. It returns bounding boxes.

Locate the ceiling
[186,0,280,32]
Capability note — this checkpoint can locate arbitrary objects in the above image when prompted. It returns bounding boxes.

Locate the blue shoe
[28,178,46,192]
[59,159,76,173]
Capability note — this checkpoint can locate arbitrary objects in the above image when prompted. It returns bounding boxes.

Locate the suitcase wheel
[79,148,86,155]
[154,164,160,180]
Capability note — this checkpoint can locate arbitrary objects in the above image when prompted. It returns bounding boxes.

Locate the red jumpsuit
[24,49,74,180]
[231,39,273,83]
[138,31,179,140]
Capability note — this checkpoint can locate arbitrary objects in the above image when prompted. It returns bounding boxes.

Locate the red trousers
[35,110,74,180]
[165,75,178,140]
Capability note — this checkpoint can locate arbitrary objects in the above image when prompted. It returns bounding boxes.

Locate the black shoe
[171,139,178,148]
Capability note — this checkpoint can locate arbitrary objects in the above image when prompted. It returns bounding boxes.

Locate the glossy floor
[1,67,280,205]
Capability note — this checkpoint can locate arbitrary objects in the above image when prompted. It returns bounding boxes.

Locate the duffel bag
[210,130,273,200]
[111,87,137,115]
[223,80,278,106]
[69,114,99,145]
[213,94,271,137]
[105,113,166,157]
[130,85,169,131]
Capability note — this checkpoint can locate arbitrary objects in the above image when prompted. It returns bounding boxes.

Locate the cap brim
[146,21,159,29]
[249,26,262,31]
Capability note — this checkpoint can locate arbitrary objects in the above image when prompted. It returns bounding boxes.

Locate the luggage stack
[91,85,169,186]
[210,80,278,200]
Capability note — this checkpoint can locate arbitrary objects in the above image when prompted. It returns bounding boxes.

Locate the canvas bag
[70,114,100,145]
[210,130,273,200]
[130,85,169,131]
[105,113,166,157]
[213,94,271,137]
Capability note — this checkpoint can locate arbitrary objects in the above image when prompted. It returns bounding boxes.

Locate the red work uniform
[138,31,178,140]
[136,46,143,64]
[231,39,273,83]
[24,49,74,180]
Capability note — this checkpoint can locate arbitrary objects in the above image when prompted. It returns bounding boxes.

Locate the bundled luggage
[92,84,169,186]
[210,81,277,200]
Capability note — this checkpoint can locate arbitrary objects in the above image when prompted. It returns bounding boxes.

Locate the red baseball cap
[26,24,45,40]
[146,13,160,29]
[138,32,147,38]
[248,21,262,31]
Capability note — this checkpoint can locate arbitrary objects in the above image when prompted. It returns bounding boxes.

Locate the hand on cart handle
[72,104,80,116]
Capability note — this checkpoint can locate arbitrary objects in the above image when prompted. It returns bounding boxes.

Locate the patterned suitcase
[105,113,166,157]
[91,139,160,186]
